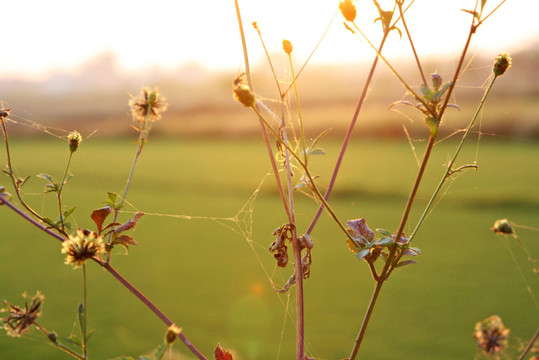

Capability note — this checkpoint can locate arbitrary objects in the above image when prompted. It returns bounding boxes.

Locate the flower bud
[232,77,255,108]
[339,0,356,22]
[493,52,512,77]
[165,324,182,344]
[282,39,293,55]
[492,218,513,235]
[67,131,82,153]
[431,73,442,91]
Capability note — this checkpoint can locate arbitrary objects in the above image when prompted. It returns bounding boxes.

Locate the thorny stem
[0,195,208,360]
[57,152,74,233]
[518,326,539,360]
[410,74,498,241]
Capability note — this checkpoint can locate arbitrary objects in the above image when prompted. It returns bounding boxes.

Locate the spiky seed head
[473,315,510,355]
[493,52,512,77]
[67,131,82,153]
[61,229,105,267]
[339,0,357,22]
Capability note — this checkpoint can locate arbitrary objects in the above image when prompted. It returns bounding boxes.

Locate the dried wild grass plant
[0,1,537,359]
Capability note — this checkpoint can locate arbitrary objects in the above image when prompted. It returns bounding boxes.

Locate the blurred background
[1,1,538,359]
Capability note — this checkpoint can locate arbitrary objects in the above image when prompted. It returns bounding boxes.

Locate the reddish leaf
[214,344,233,360]
[347,218,375,243]
[91,206,111,234]
[115,235,138,246]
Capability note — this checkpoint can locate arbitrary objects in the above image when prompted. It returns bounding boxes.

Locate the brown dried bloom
[1,292,44,337]
[61,229,105,267]
[129,87,168,124]
[473,315,510,355]
[339,0,357,22]
[67,130,82,153]
[493,52,512,77]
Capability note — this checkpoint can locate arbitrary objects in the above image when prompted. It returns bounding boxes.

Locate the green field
[0,137,538,359]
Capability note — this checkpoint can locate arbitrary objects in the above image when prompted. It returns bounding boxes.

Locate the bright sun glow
[1,0,537,79]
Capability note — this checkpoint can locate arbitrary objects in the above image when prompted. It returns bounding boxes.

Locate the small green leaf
[395,259,418,268]
[420,84,433,99]
[376,237,394,246]
[78,303,86,338]
[309,148,326,156]
[63,206,76,219]
[139,343,167,360]
[37,173,54,183]
[356,249,370,261]
[65,334,82,347]
[376,228,392,238]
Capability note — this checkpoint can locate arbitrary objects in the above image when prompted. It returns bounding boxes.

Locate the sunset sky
[2,0,537,79]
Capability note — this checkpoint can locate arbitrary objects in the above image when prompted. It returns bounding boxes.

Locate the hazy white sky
[2,0,537,79]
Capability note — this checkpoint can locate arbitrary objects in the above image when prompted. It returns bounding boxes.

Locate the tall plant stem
[1,118,46,224]
[349,134,437,360]
[106,111,150,263]
[396,0,427,86]
[410,75,498,241]
[305,32,389,236]
[57,152,73,233]
[233,0,292,220]
[234,2,304,357]
[82,264,88,359]
[518,326,539,360]
[0,195,208,360]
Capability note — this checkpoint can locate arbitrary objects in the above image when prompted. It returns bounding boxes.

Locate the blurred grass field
[0,137,538,359]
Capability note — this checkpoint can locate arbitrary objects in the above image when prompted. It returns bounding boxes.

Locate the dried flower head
[339,0,357,22]
[0,106,10,119]
[61,229,105,267]
[67,130,82,153]
[492,218,514,235]
[493,52,512,77]
[232,75,255,108]
[129,87,168,124]
[473,315,510,355]
[282,39,293,55]
[1,292,44,337]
